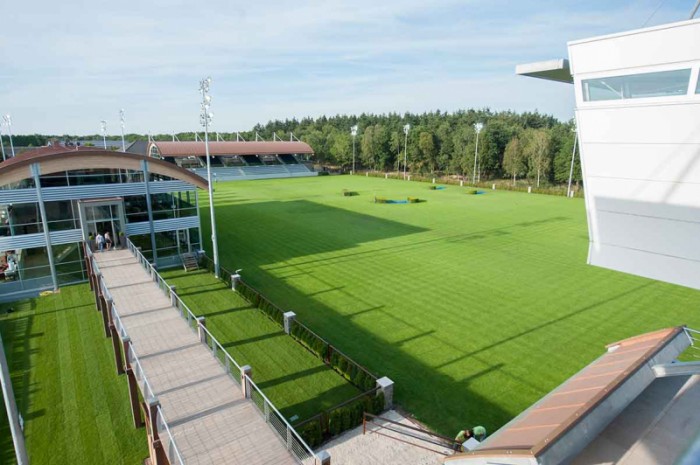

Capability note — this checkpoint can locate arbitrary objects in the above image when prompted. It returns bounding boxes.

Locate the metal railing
[124,238,319,464]
[157,405,186,465]
[684,327,700,358]
[245,373,318,464]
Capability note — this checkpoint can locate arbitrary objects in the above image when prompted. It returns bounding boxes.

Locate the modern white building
[517,18,700,291]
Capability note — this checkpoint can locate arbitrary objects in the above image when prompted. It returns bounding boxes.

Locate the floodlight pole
[403,124,410,179]
[100,120,107,149]
[0,124,6,161]
[351,125,358,174]
[472,122,483,185]
[4,115,15,158]
[200,76,220,278]
[120,109,126,152]
[567,125,578,198]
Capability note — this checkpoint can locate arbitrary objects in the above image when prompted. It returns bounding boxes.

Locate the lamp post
[200,76,220,278]
[120,109,126,152]
[3,115,15,158]
[472,122,483,185]
[350,125,358,174]
[403,124,410,179]
[567,124,578,198]
[100,120,107,149]
[0,123,6,161]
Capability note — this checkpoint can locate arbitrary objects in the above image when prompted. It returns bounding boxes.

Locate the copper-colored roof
[0,148,208,189]
[151,141,314,157]
[446,327,685,462]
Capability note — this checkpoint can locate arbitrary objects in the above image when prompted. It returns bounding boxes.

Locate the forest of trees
[9,108,581,186]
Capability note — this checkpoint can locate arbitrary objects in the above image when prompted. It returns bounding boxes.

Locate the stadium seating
[191,163,316,181]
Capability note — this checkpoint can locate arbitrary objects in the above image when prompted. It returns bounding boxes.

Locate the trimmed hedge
[407,197,424,203]
[374,196,388,203]
[342,189,359,196]
[465,189,478,195]
[298,421,323,448]
[291,322,329,359]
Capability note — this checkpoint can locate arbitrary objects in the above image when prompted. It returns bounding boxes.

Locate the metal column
[32,163,58,291]
[141,160,158,266]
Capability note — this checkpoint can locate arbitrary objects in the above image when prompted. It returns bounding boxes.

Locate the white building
[518,18,700,291]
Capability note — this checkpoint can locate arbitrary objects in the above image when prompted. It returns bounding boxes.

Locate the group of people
[95,232,113,252]
[454,425,487,452]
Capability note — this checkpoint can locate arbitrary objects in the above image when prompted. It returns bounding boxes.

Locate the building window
[53,242,86,284]
[582,68,691,102]
[0,203,43,237]
[46,200,80,231]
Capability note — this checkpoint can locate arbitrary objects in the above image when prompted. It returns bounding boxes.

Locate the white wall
[569,19,700,290]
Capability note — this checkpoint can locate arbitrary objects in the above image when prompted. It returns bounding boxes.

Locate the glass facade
[0,202,43,236]
[0,165,201,298]
[582,68,691,102]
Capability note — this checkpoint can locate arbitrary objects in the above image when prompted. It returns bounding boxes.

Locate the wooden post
[101,297,112,338]
[110,321,124,375]
[123,338,143,428]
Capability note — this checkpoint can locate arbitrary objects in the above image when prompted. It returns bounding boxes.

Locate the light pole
[120,109,126,152]
[350,125,358,174]
[100,120,107,149]
[0,123,6,161]
[472,122,483,185]
[3,115,15,158]
[403,124,410,179]
[567,124,578,198]
[200,76,220,278]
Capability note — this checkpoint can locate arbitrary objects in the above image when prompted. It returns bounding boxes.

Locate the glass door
[78,200,126,250]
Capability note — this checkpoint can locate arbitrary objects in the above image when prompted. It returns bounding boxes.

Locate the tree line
[7,108,581,186]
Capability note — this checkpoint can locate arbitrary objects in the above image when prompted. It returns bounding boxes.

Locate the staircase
[182,253,199,272]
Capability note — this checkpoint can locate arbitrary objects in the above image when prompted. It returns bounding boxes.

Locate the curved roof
[0,147,208,189]
[150,141,314,158]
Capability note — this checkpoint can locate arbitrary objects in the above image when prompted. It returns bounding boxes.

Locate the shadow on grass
[222,332,285,349]
[0,306,37,465]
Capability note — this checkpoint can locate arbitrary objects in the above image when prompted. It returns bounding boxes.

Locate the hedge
[342,189,359,196]
[465,189,478,195]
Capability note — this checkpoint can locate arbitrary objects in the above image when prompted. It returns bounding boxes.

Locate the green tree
[503,136,526,184]
[523,128,552,187]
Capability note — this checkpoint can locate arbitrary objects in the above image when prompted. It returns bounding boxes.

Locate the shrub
[429,185,437,190]
[374,196,388,204]
[329,410,343,436]
[465,189,478,195]
[342,189,359,197]
[317,171,330,176]
[372,391,385,414]
[407,197,424,203]
[298,420,323,448]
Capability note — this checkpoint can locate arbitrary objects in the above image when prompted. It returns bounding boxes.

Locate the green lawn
[199,175,700,436]
[0,285,147,465]
[160,269,362,422]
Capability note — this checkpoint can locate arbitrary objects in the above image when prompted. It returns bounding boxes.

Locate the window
[582,69,691,102]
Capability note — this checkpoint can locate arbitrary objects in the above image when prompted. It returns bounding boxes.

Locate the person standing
[105,231,113,251]
[96,232,105,252]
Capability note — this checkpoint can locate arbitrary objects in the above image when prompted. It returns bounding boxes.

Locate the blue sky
[0,0,694,134]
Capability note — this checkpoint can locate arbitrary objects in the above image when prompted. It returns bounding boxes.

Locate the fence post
[283,311,296,335]
[528,186,532,193]
[240,365,253,398]
[460,180,464,187]
[376,376,394,410]
[231,272,241,291]
[317,450,332,465]
[432,178,435,184]
[385,173,388,179]
[197,317,207,344]
[492,183,496,190]
[169,286,178,307]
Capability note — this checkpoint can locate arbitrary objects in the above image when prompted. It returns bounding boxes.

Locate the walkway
[95,249,297,465]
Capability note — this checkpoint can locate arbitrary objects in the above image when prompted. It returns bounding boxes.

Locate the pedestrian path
[95,249,298,465]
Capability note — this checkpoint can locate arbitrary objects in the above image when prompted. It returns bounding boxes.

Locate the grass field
[200,175,700,436]
[0,284,147,465]
[159,269,361,422]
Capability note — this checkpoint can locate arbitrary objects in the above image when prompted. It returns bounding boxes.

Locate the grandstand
[142,141,318,181]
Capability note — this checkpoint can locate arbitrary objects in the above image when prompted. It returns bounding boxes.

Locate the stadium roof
[446,326,693,464]
[149,141,314,158]
[0,146,208,189]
